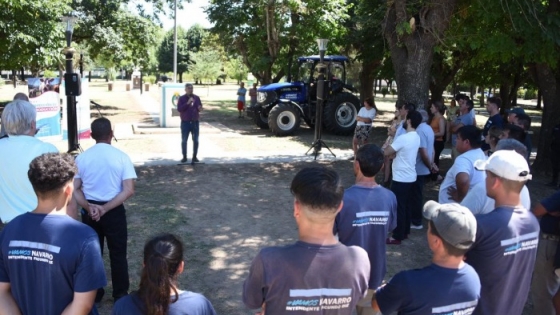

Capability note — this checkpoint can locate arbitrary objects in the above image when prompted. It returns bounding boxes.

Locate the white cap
[474,150,531,181]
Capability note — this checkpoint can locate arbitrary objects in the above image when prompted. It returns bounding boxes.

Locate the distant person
[381,104,403,187]
[243,167,370,314]
[446,99,458,143]
[372,201,481,315]
[467,150,539,315]
[507,107,526,124]
[0,100,58,224]
[461,139,531,215]
[531,189,560,315]
[410,110,435,230]
[481,97,504,153]
[74,117,137,303]
[334,144,397,315]
[548,122,560,187]
[237,82,247,118]
[384,110,421,244]
[0,153,106,315]
[112,234,217,315]
[501,123,526,143]
[395,103,416,138]
[514,112,533,161]
[0,93,30,139]
[177,83,203,164]
[249,82,258,107]
[467,99,477,126]
[484,126,502,155]
[351,97,377,159]
[439,125,486,204]
[429,100,446,174]
[450,96,474,160]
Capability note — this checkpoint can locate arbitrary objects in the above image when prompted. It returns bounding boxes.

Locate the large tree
[207,0,349,84]
[157,27,189,82]
[383,0,458,108]
[0,0,70,73]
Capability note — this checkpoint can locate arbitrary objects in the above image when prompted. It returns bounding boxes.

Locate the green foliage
[524,88,537,100]
[145,75,156,84]
[189,50,223,84]
[206,0,350,83]
[390,88,397,96]
[396,21,412,36]
[381,87,388,97]
[225,57,248,83]
[43,70,57,78]
[157,27,189,76]
[0,0,70,70]
[107,68,117,81]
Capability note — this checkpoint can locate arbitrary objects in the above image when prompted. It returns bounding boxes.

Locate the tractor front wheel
[268,103,301,136]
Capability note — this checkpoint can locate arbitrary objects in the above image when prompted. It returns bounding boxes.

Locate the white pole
[173,0,178,82]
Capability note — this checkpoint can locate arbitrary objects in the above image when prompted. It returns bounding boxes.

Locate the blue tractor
[247,55,361,136]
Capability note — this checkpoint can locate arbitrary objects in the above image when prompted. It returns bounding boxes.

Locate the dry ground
[0,81,552,314]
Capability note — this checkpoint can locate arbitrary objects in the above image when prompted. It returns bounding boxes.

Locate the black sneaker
[180,157,187,163]
[192,157,200,163]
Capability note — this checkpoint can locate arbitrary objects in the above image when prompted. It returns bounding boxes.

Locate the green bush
[517,88,526,98]
[524,89,537,100]
[381,87,389,97]
[107,69,117,81]
[43,70,57,78]
[145,75,156,84]
[390,88,397,96]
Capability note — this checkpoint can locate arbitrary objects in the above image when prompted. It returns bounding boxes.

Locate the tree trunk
[537,89,542,110]
[20,67,24,81]
[532,62,560,173]
[88,71,92,82]
[359,59,380,102]
[179,72,183,83]
[383,0,457,109]
[12,70,16,88]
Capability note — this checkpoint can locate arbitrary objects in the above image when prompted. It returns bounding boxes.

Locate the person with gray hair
[0,100,58,224]
[460,138,531,215]
[0,93,30,138]
[410,109,435,230]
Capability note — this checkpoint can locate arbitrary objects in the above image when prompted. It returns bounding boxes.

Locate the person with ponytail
[112,234,216,315]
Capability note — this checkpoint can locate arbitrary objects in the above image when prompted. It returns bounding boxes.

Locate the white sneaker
[410,224,423,230]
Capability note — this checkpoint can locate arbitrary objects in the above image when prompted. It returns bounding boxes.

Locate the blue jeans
[390,180,415,240]
[181,120,199,158]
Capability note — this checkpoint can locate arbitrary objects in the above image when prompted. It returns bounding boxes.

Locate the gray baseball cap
[423,201,477,250]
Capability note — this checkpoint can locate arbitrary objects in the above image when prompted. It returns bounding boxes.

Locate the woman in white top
[351,97,377,158]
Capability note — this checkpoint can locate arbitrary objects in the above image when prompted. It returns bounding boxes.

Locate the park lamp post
[61,13,79,153]
[310,39,330,158]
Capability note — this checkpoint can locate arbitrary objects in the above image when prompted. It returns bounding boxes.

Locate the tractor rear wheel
[323,92,360,135]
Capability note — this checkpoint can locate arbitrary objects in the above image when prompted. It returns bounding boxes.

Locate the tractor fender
[277,99,305,116]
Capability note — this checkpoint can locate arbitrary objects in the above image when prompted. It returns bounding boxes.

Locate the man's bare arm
[98,179,135,218]
[72,178,90,213]
[453,172,470,202]
[0,282,21,315]
[384,145,396,157]
[61,290,96,315]
[419,147,431,168]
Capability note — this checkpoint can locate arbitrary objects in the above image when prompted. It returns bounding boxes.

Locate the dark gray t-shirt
[465,206,539,315]
[243,241,370,314]
[334,185,397,289]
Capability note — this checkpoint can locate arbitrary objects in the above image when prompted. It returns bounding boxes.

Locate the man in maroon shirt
[177,83,203,164]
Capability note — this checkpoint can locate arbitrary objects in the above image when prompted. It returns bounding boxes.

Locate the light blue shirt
[237,88,247,102]
[0,135,58,222]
